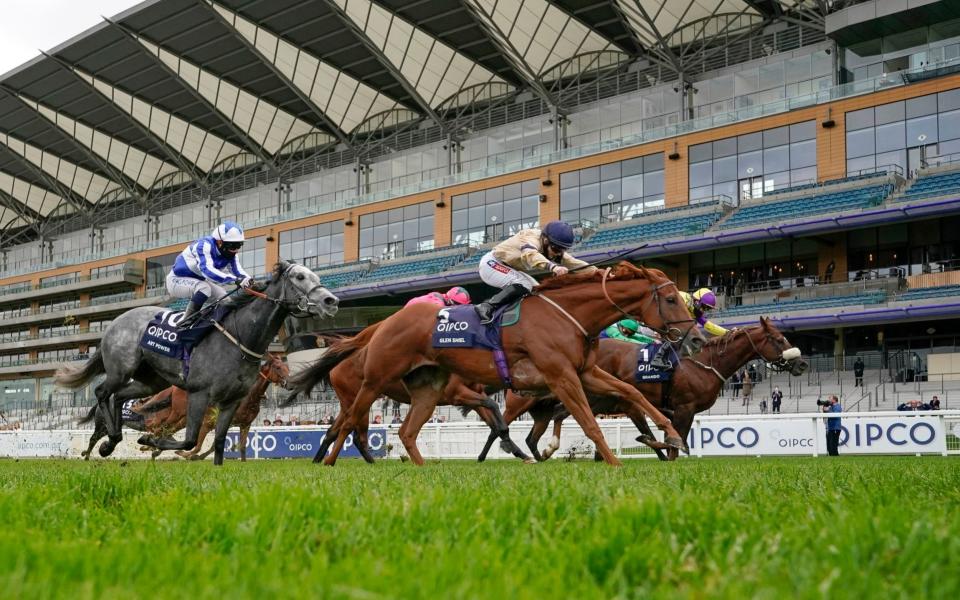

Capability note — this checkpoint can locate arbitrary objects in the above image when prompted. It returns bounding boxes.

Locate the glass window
[713,137,737,157]
[846,128,876,158]
[738,150,763,178]
[846,107,874,131]
[875,121,906,152]
[939,109,960,142]
[690,161,713,187]
[763,146,790,174]
[361,202,433,259]
[939,88,960,112]
[713,155,737,183]
[689,142,712,163]
[790,120,816,141]
[763,126,789,148]
[907,94,938,118]
[790,139,817,168]
[738,132,762,153]
[876,101,905,125]
[906,114,939,145]
[452,180,540,245]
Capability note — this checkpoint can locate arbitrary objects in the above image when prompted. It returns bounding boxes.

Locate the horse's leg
[181,409,214,461]
[313,411,345,463]
[83,410,107,460]
[354,418,376,464]
[580,366,685,451]
[138,390,208,451]
[540,417,565,460]
[397,387,440,466]
[630,413,668,461]
[668,408,695,461]
[478,392,536,462]
[544,368,621,466]
[238,425,250,462]
[450,384,528,461]
[325,377,391,466]
[211,402,241,466]
[98,396,125,457]
[524,417,550,461]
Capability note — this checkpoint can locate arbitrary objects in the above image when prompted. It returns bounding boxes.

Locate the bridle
[243,264,328,317]
[258,356,289,388]
[743,328,796,372]
[600,267,695,345]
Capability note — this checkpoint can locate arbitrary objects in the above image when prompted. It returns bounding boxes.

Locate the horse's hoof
[664,436,686,451]
[137,435,152,446]
[99,443,115,458]
[189,454,203,462]
[636,434,655,444]
[522,458,537,465]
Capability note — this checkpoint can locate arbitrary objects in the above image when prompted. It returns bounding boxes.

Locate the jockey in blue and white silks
[166,220,253,322]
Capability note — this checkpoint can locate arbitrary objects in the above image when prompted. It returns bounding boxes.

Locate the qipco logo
[146,325,178,342]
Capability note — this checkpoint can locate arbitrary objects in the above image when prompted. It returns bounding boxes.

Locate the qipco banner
[688,415,947,456]
[222,427,388,460]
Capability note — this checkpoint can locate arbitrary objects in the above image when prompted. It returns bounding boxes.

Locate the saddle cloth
[121,399,144,426]
[635,342,679,383]
[139,305,232,378]
[430,302,521,388]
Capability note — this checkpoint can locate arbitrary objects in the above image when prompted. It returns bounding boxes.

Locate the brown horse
[480,318,808,462]
[174,353,288,461]
[302,324,523,464]
[289,262,705,466]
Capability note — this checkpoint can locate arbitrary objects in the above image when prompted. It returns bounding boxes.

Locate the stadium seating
[362,253,466,283]
[898,169,960,202]
[894,285,960,301]
[578,212,722,249]
[721,184,890,229]
[717,290,886,317]
[318,269,366,290]
[762,171,887,199]
[456,249,492,269]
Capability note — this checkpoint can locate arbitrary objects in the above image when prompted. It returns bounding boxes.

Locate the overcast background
[0,1,141,76]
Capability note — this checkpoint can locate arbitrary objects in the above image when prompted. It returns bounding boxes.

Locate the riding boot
[476,283,529,325]
[650,343,674,371]
[178,290,208,329]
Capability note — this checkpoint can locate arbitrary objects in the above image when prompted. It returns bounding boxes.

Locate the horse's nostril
[323,296,337,306]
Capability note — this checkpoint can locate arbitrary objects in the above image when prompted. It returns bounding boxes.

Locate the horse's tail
[77,404,97,425]
[287,321,382,397]
[54,350,104,389]
[136,395,173,414]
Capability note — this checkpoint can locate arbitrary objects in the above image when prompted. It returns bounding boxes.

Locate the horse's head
[609,262,706,356]
[272,261,339,318]
[260,353,290,389]
[747,317,808,376]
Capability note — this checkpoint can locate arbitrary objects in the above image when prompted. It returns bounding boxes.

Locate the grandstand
[1,0,960,429]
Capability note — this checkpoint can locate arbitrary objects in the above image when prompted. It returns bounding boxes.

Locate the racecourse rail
[2,411,957,460]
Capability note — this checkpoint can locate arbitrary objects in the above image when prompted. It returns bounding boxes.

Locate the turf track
[0,457,957,599]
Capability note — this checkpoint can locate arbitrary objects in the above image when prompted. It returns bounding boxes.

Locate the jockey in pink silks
[405,286,472,308]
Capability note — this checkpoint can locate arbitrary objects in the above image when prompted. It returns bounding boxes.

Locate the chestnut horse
[479,318,808,462]
[298,324,523,464]
[289,262,705,466]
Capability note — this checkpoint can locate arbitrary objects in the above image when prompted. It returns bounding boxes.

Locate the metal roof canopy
[0,0,830,253]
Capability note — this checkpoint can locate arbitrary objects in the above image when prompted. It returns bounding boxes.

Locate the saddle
[139,304,232,377]
[431,301,522,388]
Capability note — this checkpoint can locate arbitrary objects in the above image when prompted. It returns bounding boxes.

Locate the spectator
[390,414,402,425]
[741,371,753,407]
[930,395,941,410]
[824,259,836,284]
[759,395,768,414]
[748,362,759,384]
[898,399,929,411]
[262,419,271,426]
[854,357,864,387]
[373,414,383,425]
[289,415,300,426]
[771,387,783,414]
[272,416,284,426]
[730,371,741,398]
[823,395,841,456]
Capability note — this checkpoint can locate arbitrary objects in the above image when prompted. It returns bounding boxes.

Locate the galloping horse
[78,387,184,460]
[176,353,288,461]
[289,262,705,466]
[480,318,808,462]
[292,324,525,464]
[56,261,337,465]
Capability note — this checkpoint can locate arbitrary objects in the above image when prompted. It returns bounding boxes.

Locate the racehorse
[176,353,288,461]
[288,325,526,464]
[55,261,337,465]
[478,318,808,462]
[78,387,183,460]
[288,262,705,466]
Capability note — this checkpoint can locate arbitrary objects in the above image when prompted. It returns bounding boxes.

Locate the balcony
[1,291,170,328]
[0,329,104,353]
[0,259,143,306]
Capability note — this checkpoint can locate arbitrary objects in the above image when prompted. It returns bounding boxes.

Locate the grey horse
[55,261,338,465]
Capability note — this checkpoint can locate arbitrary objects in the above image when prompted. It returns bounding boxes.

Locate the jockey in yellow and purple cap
[650,287,728,370]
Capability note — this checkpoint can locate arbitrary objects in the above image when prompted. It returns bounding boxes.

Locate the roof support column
[0,143,94,215]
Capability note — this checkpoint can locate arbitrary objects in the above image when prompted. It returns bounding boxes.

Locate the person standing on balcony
[166,220,253,323]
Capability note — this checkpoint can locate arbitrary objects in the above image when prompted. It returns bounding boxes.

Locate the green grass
[0,457,958,599]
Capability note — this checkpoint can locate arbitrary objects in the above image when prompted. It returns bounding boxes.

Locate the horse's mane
[534,261,669,293]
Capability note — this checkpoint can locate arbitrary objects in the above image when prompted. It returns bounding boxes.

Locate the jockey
[600,318,656,344]
[649,287,728,369]
[167,220,252,323]
[475,221,596,324]
[406,286,471,308]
